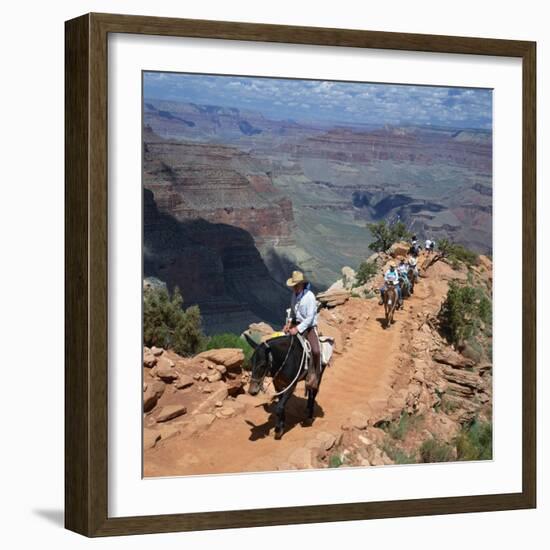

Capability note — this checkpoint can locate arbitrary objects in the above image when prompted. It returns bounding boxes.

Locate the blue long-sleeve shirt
[290,288,318,333]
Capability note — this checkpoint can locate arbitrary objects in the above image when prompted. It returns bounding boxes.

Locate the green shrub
[205,333,254,367]
[355,260,378,286]
[439,282,492,346]
[438,238,479,267]
[143,285,205,356]
[420,439,454,463]
[329,454,344,468]
[455,420,492,461]
[382,412,424,441]
[367,220,411,252]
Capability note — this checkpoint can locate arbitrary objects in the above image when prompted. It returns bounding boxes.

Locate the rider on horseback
[410,234,420,257]
[408,255,419,281]
[397,258,411,296]
[283,270,321,392]
[379,263,402,306]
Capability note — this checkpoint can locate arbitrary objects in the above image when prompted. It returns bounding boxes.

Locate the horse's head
[242,333,272,396]
[248,342,272,395]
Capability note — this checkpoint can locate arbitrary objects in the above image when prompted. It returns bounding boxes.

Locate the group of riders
[247,235,438,435]
[379,235,435,309]
[279,235,436,392]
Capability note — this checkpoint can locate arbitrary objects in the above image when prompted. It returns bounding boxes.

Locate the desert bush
[420,439,454,463]
[437,238,479,267]
[143,285,205,356]
[382,412,424,441]
[455,420,492,461]
[367,220,411,252]
[328,454,344,468]
[355,260,378,286]
[204,333,254,367]
[438,282,492,346]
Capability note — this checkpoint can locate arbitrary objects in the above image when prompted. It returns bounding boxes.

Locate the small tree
[438,281,492,346]
[355,260,378,286]
[367,220,411,252]
[143,285,205,356]
[437,239,478,268]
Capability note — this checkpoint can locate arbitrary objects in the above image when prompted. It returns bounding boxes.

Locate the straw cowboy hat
[286,270,307,287]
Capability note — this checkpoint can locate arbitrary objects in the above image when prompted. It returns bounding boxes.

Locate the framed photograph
[65,13,536,536]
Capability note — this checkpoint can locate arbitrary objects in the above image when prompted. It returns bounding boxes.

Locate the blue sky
[144,72,492,130]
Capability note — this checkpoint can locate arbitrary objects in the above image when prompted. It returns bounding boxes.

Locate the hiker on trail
[408,255,419,281]
[283,270,321,392]
[397,258,411,295]
[410,234,420,257]
[425,238,432,254]
[430,240,436,253]
[379,263,402,306]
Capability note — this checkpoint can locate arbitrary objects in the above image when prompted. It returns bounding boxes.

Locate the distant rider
[408,255,419,281]
[379,263,402,306]
[425,238,432,255]
[410,235,420,257]
[283,270,321,392]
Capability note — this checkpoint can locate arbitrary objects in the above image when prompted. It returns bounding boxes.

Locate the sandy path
[144,259,448,477]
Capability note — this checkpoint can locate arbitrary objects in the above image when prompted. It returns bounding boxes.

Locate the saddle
[296,332,335,370]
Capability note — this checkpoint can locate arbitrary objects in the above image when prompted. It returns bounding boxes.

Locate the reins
[251,335,307,398]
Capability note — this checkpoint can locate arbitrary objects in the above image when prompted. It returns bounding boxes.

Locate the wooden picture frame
[65,12,536,537]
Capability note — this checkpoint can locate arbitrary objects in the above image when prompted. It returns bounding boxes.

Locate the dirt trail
[144,256,451,477]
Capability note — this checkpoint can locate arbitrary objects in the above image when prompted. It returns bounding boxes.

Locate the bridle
[250,335,301,396]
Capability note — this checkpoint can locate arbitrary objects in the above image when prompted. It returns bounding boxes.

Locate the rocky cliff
[144,188,290,334]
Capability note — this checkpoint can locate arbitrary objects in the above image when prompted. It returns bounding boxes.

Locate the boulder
[156,404,187,423]
[143,381,166,412]
[156,357,179,382]
[175,375,194,390]
[207,371,222,383]
[150,346,164,356]
[433,349,475,369]
[143,350,157,368]
[195,348,245,371]
[388,242,410,259]
[316,289,350,308]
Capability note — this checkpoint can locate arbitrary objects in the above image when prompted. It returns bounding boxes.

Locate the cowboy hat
[286,270,306,287]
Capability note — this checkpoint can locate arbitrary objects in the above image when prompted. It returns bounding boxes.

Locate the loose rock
[156,404,187,422]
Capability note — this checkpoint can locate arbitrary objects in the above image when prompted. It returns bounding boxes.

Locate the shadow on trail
[245,396,325,441]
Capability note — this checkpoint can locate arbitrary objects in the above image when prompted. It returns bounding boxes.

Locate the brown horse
[383,284,399,328]
[407,267,416,294]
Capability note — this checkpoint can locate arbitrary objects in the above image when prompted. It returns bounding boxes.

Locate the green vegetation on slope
[438,281,492,347]
[367,220,411,252]
[143,285,205,356]
[437,238,479,268]
[354,260,378,286]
